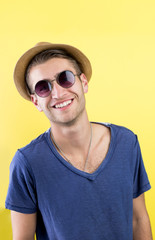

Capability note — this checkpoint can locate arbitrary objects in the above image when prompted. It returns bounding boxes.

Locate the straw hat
[14,42,92,100]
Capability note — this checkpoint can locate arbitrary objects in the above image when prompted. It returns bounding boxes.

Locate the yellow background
[0,0,154,238]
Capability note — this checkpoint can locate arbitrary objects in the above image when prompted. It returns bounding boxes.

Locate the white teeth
[55,100,72,109]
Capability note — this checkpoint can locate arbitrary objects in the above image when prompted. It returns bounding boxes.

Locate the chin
[47,104,85,126]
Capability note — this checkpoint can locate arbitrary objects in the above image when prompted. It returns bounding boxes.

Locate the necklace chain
[51,123,92,171]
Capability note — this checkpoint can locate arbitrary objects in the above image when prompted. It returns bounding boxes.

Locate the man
[6,42,152,239]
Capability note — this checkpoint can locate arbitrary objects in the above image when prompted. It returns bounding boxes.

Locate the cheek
[37,103,44,112]
[31,95,43,112]
[42,98,53,112]
[32,95,51,112]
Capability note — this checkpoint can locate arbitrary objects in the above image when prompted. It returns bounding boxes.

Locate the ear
[31,95,43,112]
[80,73,88,93]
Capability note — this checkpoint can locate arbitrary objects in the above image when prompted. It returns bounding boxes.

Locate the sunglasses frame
[30,70,81,98]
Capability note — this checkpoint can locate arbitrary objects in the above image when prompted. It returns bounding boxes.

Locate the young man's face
[28,57,88,126]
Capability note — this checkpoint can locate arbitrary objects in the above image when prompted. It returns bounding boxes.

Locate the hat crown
[35,42,51,47]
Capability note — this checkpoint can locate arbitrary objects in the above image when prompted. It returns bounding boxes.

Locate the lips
[53,99,73,109]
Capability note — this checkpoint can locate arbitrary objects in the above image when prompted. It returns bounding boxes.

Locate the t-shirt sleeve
[5,150,37,213]
[133,135,151,198]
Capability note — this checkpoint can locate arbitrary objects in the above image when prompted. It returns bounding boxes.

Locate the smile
[54,100,72,109]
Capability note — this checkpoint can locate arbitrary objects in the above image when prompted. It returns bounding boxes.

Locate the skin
[11,58,152,239]
[133,194,153,239]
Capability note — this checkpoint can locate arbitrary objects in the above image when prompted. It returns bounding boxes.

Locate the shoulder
[11,129,51,168]
[96,122,137,141]
[92,122,138,151]
[108,124,144,163]
[109,123,137,143]
[19,128,50,154]
[100,122,140,153]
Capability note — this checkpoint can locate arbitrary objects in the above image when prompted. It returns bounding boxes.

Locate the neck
[50,111,91,154]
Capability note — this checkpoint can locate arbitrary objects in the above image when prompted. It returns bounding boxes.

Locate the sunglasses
[31,70,81,98]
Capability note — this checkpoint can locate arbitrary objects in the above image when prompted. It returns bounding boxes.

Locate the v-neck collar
[47,122,115,181]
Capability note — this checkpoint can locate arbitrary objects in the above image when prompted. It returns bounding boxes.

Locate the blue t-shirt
[5,123,151,240]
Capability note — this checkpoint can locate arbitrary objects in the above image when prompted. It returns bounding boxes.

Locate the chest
[71,127,111,173]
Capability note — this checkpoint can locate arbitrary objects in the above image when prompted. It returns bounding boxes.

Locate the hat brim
[14,43,92,100]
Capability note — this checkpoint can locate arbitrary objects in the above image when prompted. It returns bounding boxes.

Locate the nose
[51,81,67,99]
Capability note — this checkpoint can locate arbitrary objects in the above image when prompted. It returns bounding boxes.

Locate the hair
[25,49,82,93]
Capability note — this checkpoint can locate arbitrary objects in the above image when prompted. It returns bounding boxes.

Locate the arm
[11,211,37,240]
[133,193,153,240]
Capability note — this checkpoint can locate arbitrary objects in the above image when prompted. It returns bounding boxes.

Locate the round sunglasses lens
[58,71,75,88]
[35,81,51,97]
